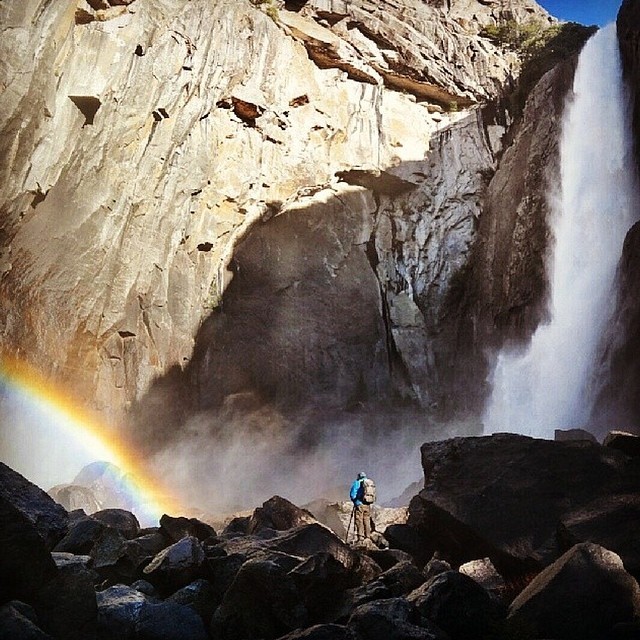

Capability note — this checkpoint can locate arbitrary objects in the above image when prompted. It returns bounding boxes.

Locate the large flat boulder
[405,434,640,576]
[507,542,640,640]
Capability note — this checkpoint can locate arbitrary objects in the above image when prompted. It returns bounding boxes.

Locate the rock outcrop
[395,434,640,577]
[590,221,640,433]
[0,0,575,433]
[618,0,640,172]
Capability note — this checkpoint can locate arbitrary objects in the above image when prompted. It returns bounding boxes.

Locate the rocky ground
[3,430,640,640]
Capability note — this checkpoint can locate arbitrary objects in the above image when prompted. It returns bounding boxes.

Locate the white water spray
[483,24,640,438]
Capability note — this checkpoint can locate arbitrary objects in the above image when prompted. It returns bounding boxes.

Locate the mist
[0,385,119,491]
[146,403,471,517]
[0,374,477,521]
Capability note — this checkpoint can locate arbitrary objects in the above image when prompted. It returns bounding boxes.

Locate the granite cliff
[587,2,640,433]
[0,0,601,442]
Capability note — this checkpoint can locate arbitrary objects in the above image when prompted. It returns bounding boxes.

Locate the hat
[357,472,366,479]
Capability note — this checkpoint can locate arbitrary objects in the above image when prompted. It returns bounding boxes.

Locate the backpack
[361,478,376,504]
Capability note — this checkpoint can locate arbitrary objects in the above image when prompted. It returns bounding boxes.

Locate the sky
[537,0,622,26]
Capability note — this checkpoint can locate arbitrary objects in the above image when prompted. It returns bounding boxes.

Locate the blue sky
[537,0,621,26]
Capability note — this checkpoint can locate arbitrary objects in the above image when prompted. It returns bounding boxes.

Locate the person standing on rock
[350,471,376,542]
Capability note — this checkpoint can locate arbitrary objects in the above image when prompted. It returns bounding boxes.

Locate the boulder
[91,509,140,540]
[604,431,640,458]
[558,493,640,578]
[211,556,308,640]
[383,524,427,564]
[458,557,506,601]
[143,536,206,592]
[366,549,415,572]
[554,428,598,443]
[374,561,425,597]
[34,556,98,640]
[333,560,425,623]
[205,552,246,604]
[90,527,127,576]
[266,524,372,579]
[133,531,172,557]
[421,556,451,583]
[51,552,94,571]
[370,507,410,536]
[290,552,352,623]
[54,514,107,555]
[0,496,58,603]
[407,571,506,640]
[134,602,208,640]
[218,523,381,586]
[507,542,640,640]
[409,434,640,575]
[88,532,153,583]
[96,585,149,640]
[0,462,69,549]
[276,624,357,640]
[159,514,217,543]
[117,539,158,581]
[222,516,251,536]
[347,598,445,640]
[0,602,52,639]
[130,580,159,598]
[96,584,207,640]
[248,496,318,535]
[166,579,217,625]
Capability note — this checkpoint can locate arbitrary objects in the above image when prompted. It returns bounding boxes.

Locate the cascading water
[483,24,640,438]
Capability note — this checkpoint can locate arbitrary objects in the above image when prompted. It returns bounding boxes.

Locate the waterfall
[483,24,640,438]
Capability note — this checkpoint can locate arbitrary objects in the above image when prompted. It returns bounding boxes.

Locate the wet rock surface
[402,434,640,576]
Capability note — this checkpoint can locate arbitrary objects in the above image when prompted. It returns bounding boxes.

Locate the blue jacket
[350,476,365,506]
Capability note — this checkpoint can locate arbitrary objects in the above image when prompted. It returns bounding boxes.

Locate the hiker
[350,471,376,541]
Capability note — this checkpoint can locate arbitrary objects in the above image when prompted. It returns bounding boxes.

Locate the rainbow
[0,354,181,526]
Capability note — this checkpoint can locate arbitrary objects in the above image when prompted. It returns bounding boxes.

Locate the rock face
[507,542,640,640]
[590,222,640,432]
[0,0,571,432]
[589,2,640,436]
[618,0,640,173]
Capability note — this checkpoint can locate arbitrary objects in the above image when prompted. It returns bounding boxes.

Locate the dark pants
[355,503,371,540]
